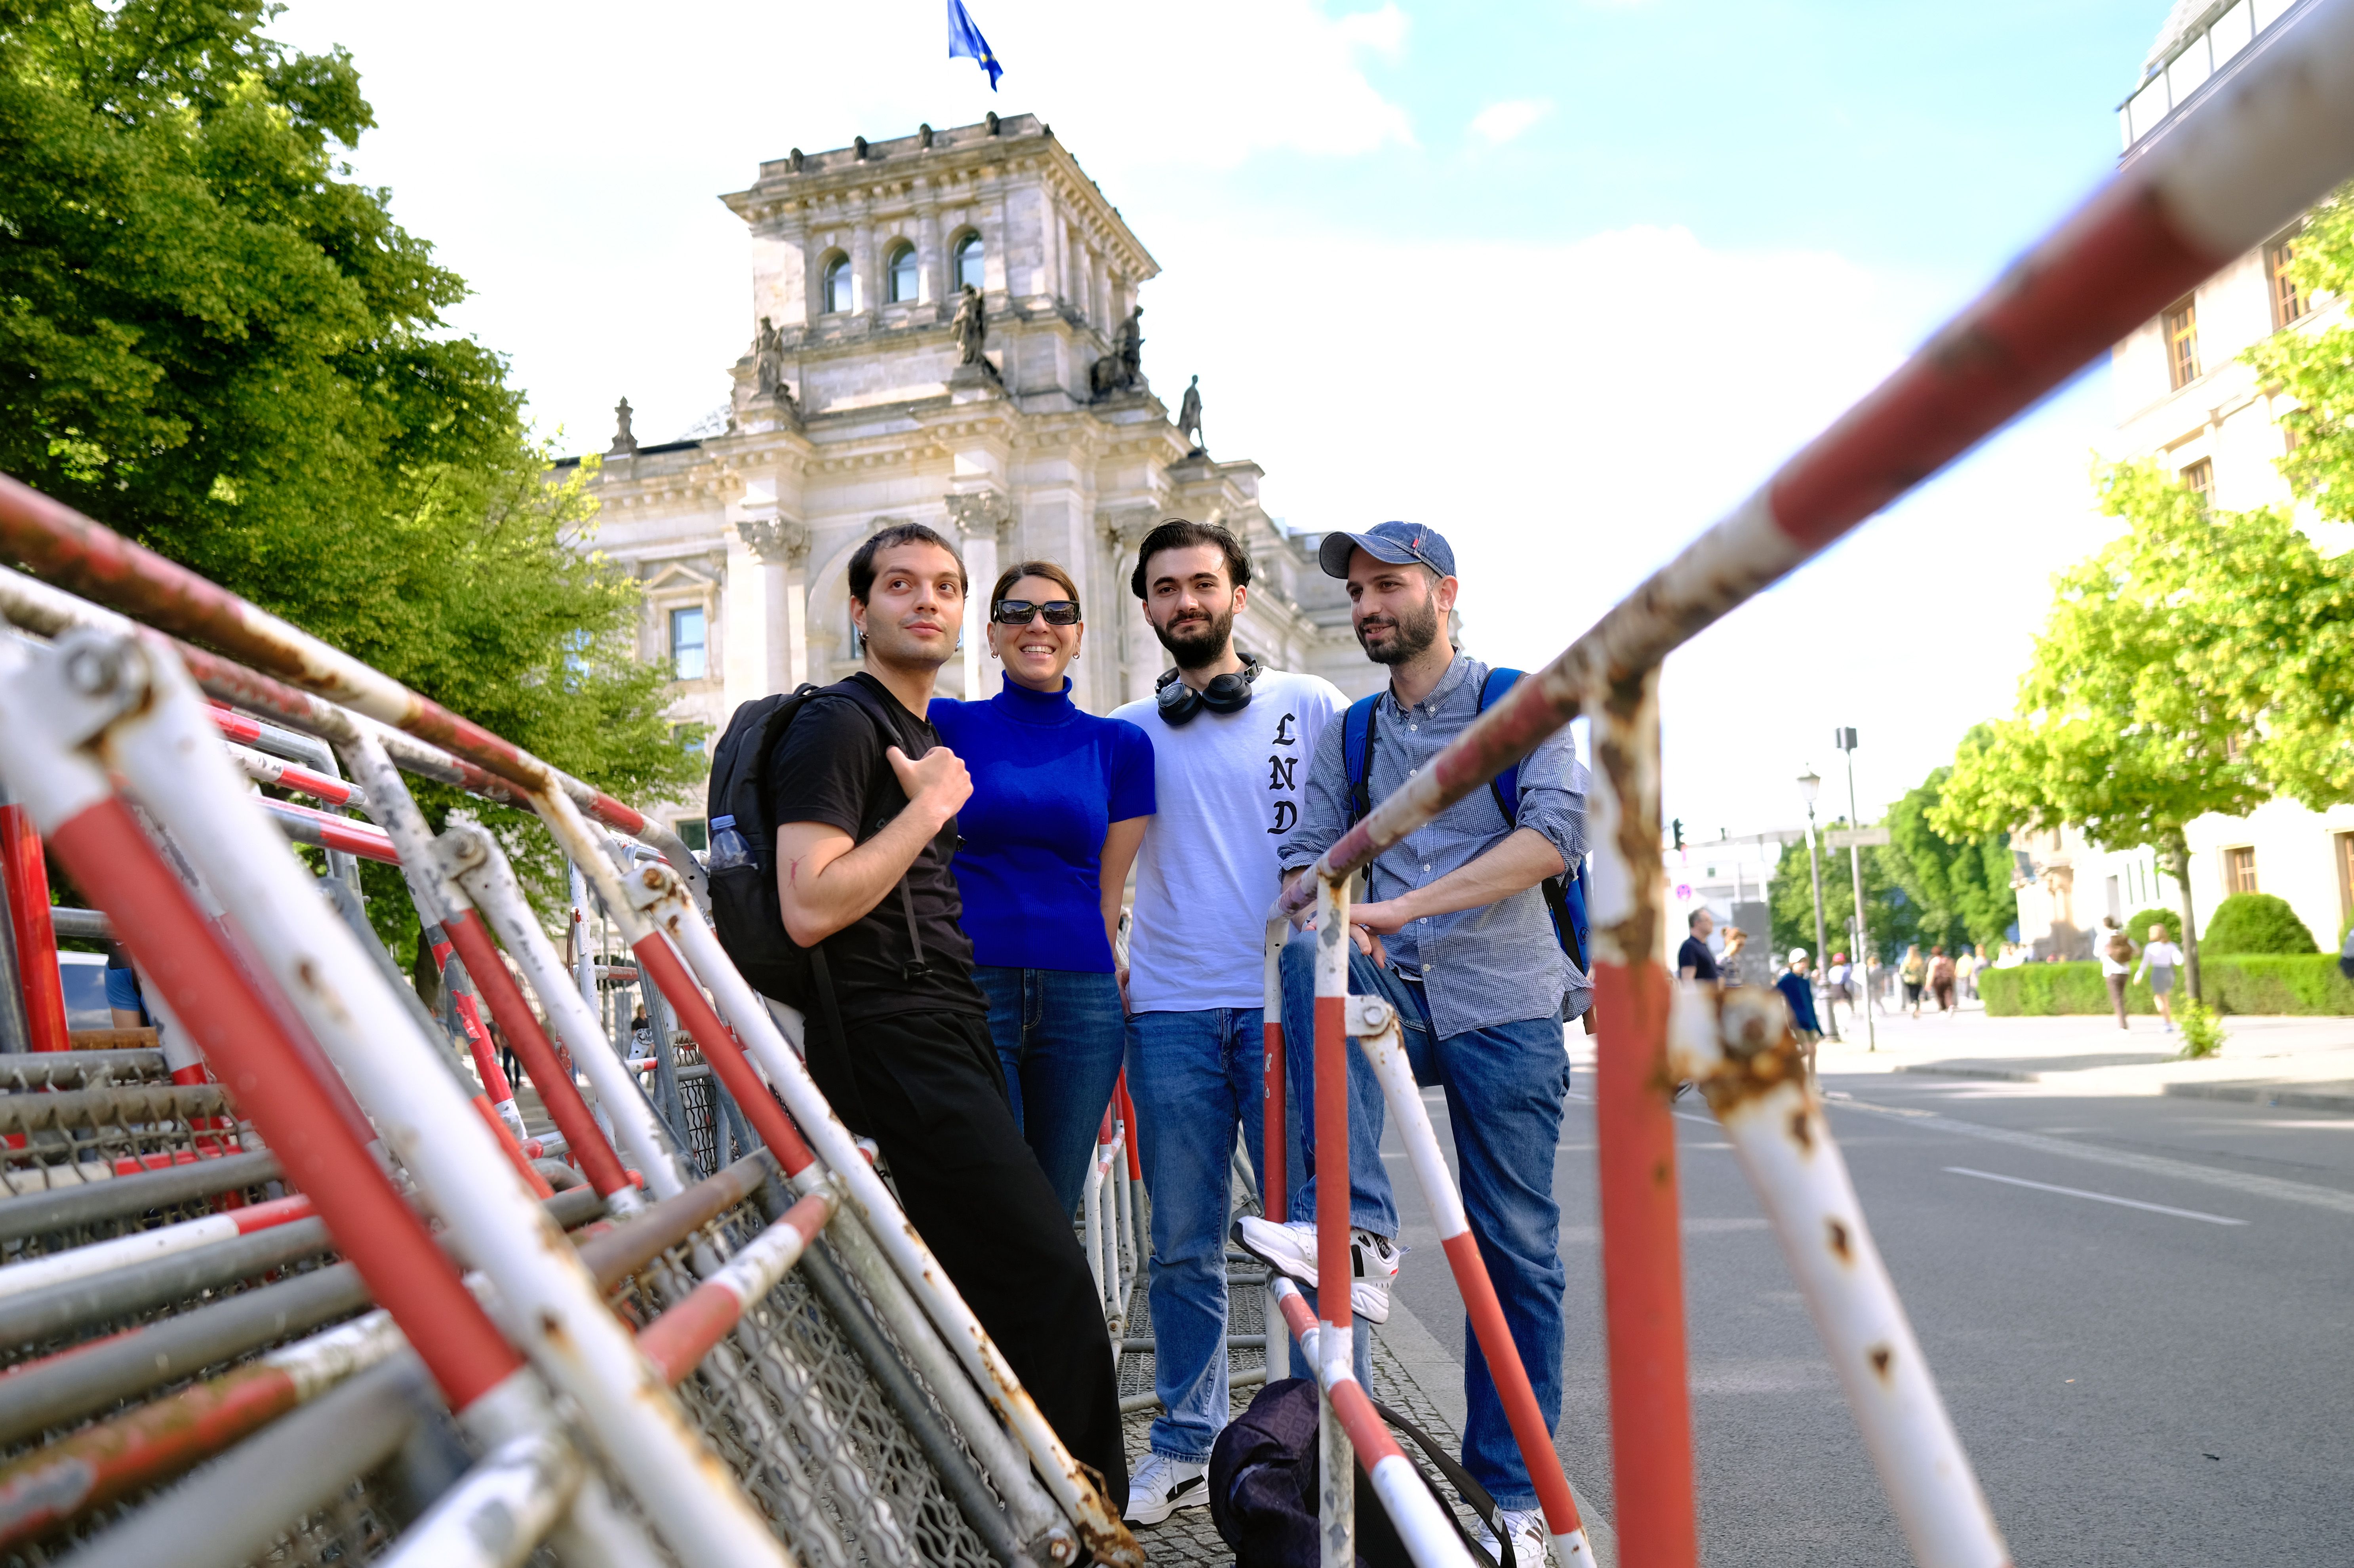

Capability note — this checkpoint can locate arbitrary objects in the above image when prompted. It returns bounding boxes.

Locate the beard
[1152,603,1234,670]
[863,613,955,672]
[1356,590,1442,666]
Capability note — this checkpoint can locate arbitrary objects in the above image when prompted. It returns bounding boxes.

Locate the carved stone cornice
[737,517,811,566]
[943,490,1013,543]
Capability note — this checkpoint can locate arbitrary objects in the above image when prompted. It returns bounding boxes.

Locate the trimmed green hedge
[1982,955,2354,1016]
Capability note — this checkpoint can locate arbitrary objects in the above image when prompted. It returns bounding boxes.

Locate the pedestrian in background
[929,560,1155,1216]
[1720,925,1752,987]
[1826,951,1852,1012]
[2132,923,2182,1034]
[1899,944,1926,1017]
[2098,916,2137,1030]
[1779,947,1823,1074]
[1954,945,1979,1002]
[1929,945,1957,1014]
[1678,909,1719,985]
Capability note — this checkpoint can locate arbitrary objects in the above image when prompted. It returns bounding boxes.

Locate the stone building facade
[562,115,1376,848]
[2011,0,2354,958]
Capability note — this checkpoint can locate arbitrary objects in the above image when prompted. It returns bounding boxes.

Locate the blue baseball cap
[1318,520,1456,580]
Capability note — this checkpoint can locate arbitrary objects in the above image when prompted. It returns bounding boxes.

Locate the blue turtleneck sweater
[929,676,1156,972]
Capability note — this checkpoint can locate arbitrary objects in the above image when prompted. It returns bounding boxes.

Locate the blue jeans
[1279,934,1570,1509]
[973,967,1128,1217]
[1125,1008,1268,1463]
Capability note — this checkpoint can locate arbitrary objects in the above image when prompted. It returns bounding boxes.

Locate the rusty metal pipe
[1587,666,1698,1568]
[1311,873,1354,1568]
[1352,1002,1594,1567]
[1678,986,2009,1567]
[28,630,786,1568]
[1261,917,1291,1386]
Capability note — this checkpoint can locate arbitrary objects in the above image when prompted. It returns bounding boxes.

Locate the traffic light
[1671,817,1684,851]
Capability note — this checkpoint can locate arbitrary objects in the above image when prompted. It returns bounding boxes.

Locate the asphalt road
[1384,1061,2354,1566]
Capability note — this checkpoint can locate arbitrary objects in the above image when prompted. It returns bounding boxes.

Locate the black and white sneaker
[1124,1452,1209,1525]
[1233,1216,1402,1324]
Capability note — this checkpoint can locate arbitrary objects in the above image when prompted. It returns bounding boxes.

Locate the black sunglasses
[991,599,1081,626]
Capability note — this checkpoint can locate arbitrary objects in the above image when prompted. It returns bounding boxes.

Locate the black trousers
[808,1007,1128,1514]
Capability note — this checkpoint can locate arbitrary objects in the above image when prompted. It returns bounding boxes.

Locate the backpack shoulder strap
[1478,667,1524,827]
[1371,1400,1511,1567]
[1343,694,1380,827]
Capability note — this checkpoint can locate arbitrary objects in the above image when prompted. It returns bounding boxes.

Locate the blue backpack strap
[1477,668,1524,826]
[1343,694,1379,827]
[1478,667,1593,969]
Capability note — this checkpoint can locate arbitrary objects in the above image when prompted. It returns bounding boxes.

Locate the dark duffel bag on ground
[1207,1375,1513,1568]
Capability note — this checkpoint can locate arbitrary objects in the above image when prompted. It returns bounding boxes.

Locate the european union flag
[947,0,1002,90]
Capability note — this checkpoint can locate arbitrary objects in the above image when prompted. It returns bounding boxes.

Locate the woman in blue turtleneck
[931,560,1155,1214]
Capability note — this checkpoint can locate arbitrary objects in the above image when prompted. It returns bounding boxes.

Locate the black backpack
[704,680,933,1023]
[1207,1376,1511,1568]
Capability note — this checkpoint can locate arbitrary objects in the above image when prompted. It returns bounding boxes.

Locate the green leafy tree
[0,2,699,965]
[1768,823,1915,971]
[2224,181,2354,806]
[1934,463,2274,1001]
[1884,747,2019,953]
[2127,907,2181,945]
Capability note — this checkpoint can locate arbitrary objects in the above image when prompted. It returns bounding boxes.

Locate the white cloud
[1137,219,2112,835]
[1468,97,1553,145]
[261,0,2113,834]
[267,0,1418,448]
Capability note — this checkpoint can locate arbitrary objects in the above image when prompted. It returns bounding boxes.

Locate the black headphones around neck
[1156,658,1263,726]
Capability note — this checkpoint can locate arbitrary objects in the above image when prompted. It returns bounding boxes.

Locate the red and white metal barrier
[1255,7,2354,1564]
[0,800,69,1054]
[627,861,1142,1566]
[0,628,788,1567]
[0,1307,402,1547]
[0,1192,311,1302]
[1081,1090,1140,1347]
[1268,1275,1476,1568]
[1351,999,1595,1567]
[636,1189,836,1383]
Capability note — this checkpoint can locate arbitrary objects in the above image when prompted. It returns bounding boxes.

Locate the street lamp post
[1798,766,1836,1040]
[1835,727,1876,1053]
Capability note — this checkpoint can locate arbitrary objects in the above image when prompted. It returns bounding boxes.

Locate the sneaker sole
[1238,1220,1400,1323]
[1232,1218,1317,1279]
[1123,1482,1211,1526]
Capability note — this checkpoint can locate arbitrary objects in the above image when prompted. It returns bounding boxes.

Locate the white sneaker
[1234,1216,1402,1324]
[1123,1452,1209,1526]
[1474,1506,1553,1567]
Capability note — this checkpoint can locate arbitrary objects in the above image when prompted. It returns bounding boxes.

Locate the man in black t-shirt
[1677,908,1720,985]
[767,521,1126,1515]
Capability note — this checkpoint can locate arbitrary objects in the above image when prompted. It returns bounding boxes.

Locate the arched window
[822,253,853,314]
[886,242,919,304]
[953,232,985,293]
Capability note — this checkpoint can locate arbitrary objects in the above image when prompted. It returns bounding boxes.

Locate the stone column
[851,208,875,316]
[947,490,1013,702]
[1101,506,1162,705]
[915,183,942,306]
[736,517,813,694]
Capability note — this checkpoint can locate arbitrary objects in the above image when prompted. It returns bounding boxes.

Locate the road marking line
[1943,1166,2247,1225]
[1829,1095,2354,1217]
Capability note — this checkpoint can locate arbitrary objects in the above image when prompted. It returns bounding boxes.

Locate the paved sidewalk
[1792,1000,2354,1109]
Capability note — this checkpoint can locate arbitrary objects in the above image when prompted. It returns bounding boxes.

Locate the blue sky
[274,0,2176,840]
